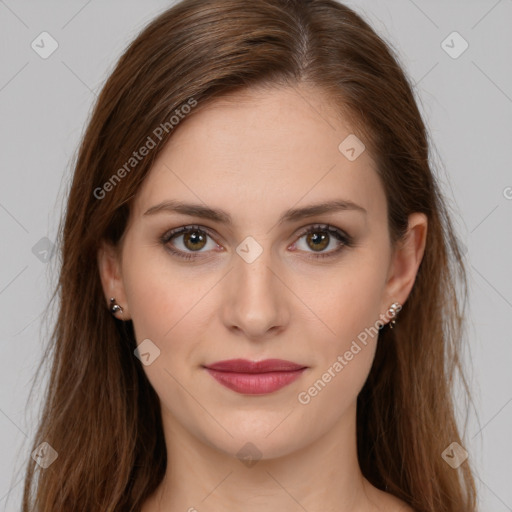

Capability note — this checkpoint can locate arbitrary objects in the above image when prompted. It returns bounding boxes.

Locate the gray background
[1,0,511,510]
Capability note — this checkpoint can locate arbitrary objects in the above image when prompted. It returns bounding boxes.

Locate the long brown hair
[20,0,478,510]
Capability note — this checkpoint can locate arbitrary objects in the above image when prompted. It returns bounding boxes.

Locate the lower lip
[204,368,307,394]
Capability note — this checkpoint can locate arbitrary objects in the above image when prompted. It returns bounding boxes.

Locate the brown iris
[183,230,207,251]
[306,231,329,252]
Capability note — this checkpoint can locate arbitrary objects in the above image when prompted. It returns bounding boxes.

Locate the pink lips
[203,358,307,395]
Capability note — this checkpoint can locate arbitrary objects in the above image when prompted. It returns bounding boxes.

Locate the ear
[97,240,131,320]
[381,212,428,318]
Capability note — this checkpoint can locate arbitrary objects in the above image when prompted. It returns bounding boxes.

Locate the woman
[21,0,478,510]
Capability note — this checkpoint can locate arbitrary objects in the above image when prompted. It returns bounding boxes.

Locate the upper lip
[203,359,307,373]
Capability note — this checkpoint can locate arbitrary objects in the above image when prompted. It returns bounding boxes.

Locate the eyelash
[159,224,353,261]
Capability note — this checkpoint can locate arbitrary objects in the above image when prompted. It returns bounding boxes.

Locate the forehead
[132,85,385,227]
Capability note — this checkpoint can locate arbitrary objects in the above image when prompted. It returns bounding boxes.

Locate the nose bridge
[223,236,288,336]
[235,236,279,302]
[237,244,274,290]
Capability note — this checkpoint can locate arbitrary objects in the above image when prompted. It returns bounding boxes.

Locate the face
[99,84,426,460]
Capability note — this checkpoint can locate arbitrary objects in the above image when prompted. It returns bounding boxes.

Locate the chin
[194,417,313,463]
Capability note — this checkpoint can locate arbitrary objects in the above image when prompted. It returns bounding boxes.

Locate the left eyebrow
[143,199,367,225]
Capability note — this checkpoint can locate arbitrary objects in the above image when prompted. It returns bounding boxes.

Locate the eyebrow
[143,199,367,225]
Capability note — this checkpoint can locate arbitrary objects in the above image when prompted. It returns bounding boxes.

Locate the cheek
[292,255,387,396]
[122,245,206,341]
[293,258,387,345]
[122,249,224,397]
[294,281,382,419]
[122,254,207,418]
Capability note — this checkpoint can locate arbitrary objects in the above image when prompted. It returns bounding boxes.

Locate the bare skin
[99,84,424,512]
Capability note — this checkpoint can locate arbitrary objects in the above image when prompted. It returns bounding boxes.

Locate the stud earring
[387,302,402,329]
[109,297,123,314]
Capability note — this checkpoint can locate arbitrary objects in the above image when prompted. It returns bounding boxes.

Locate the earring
[387,302,402,329]
[109,297,123,315]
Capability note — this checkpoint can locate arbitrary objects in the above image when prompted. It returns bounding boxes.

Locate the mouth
[202,358,308,395]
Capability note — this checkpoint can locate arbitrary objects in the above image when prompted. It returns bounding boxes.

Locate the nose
[220,245,290,340]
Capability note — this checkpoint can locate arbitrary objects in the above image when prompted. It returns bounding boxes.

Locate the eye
[160,223,353,261]
[291,224,353,259]
[160,225,220,260]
